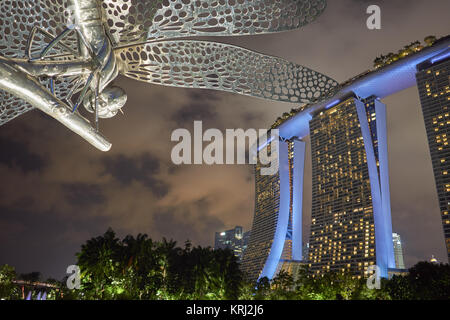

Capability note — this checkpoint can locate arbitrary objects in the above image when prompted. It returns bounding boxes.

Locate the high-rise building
[241,36,450,282]
[241,140,306,282]
[214,226,247,260]
[242,231,251,255]
[392,233,405,269]
[302,242,310,260]
[416,56,450,262]
[307,96,395,278]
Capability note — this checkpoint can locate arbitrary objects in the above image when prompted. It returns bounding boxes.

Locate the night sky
[1,0,449,280]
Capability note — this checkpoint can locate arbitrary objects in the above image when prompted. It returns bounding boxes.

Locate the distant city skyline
[213,226,250,261]
[393,233,406,269]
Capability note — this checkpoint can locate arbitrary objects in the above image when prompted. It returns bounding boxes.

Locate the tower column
[259,140,291,280]
[355,98,395,278]
[292,140,306,261]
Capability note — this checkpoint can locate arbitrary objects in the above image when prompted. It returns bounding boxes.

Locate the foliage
[18,271,41,283]
[407,262,450,300]
[0,264,20,299]
[65,230,450,301]
[2,228,450,300]
[74,228,242,300]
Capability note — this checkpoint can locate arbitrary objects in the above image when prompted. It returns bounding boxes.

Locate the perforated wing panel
[0,91,35,126]
[116,40,338,103]
[102,0,327,47]
[0,75,85,127]
[0,0,78,60]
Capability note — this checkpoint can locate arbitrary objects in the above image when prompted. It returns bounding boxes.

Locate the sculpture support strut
[0,62,111,151]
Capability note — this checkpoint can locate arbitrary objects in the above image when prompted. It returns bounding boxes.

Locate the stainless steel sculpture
[0,0,338,151]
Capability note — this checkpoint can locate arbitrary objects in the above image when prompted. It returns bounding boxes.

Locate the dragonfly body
[67,0,125,118]
[69,0,119,92]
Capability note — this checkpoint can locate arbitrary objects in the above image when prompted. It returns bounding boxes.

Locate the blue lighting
[431,50,450,64]
[375,100,396,270]
[355,99,394,278]
[325,99,340,109]
[278,38,450,141]
[258,141,290,281]
[257,135,275,152]
[292,140,305,261]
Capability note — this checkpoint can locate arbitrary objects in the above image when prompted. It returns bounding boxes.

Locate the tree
[254,277,271,300]
[0,264,20,299]
[386,274,412,300]
[19,271,41,283]
[76,228,127,299]
[270,270,296,300]
[73,228,244,300]
[407,262,450,300]
[424,35,437,46]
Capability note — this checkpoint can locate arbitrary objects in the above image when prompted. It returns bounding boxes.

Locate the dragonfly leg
[72,72,95,113]
[36,28,74,60]
[26,26,78,60]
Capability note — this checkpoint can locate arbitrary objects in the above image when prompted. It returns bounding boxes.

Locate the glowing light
[325,99,340,109]
[431,50,450,64]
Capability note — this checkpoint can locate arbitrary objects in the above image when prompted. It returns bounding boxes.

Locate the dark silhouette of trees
[18,271,41,283]
[74,228,243,300]
[407,262,450,300]
[2,228,449,300]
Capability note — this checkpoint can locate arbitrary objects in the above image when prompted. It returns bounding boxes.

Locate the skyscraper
[242,36,450,282]
[416,56,450,262]
[302,242,310,260]
[241,140,306,282]
[392,233,405,269]
[242,231,251,255]
[214,226,247,260]
[308,96,395,278]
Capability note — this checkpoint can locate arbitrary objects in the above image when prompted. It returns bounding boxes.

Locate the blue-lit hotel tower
[308,96,394,278]
[416,56,450,261]
[241,139,306,281]
[241,35,450,282]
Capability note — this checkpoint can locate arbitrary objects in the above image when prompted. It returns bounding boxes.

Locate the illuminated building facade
[242,36,450,282]
[392,232,406,269]
[416,56,450,261]
[242,231,251,255]
[241,140,306,282]
[214,226,247,260]
[308,97,394,278]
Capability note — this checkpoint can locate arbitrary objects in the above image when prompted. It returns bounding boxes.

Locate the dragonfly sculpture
[0,0,338,151]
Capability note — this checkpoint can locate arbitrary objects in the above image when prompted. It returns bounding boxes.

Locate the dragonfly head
[83,86,127,119]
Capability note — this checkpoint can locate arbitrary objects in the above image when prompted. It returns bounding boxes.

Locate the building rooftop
[271,35,450,139]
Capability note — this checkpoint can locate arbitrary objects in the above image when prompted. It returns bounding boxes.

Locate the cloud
[171,90,220,127]
[62,183,106,207]
[152,198,225,246]
[102,153,169,198]
[0,136,45,173]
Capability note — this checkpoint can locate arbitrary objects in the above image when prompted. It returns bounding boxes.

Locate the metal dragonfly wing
[0,0,338,151]
[0,0,86,126]
[102,0,328,45]
[117,40,337,103]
